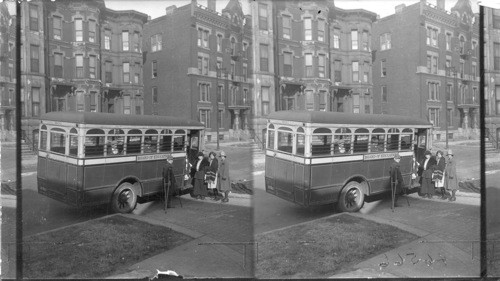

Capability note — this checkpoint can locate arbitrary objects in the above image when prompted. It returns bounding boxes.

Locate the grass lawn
[255,214,418,279]
[22,215,193,278]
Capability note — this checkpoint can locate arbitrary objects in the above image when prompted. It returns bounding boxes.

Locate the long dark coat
[419,156,436,195]
[206,158,218,182]
[218,158,231,192]
[445,158,458,191]
[192,157,209,197]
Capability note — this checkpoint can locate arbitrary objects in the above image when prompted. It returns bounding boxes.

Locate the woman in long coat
[218,151,231,203]
[445,149,458,201]
[418,150,436,198]
[191,151,209,199]
[433,150,446,199]
[206,151,219,200]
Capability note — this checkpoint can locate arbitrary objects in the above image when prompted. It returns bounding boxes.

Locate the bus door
[414,129,428,163]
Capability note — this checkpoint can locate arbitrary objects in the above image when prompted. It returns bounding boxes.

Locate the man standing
[162,154,178,208]
[389,153,404,208]
[218,151,231,203]
[445,149,458,202]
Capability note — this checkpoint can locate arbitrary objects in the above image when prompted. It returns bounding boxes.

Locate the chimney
[166,5,177,15]
[436,0,445,10]
[395,4,405,13]
[207,0,216,11]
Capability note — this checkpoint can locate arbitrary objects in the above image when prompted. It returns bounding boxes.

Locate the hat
[197,152,204,157]
[166,154,173,161]
[446,149,453,156]
[424,150,432,156]
[436,150,444,156]
[220,151,226,157]
[394,153,401,159]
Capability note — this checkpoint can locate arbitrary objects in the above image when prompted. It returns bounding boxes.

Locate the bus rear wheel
[338,182,365,212]
[111,183,137,213]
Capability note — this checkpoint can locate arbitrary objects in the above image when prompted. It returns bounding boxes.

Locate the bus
[37,112,205,213]
[264,110,433,212]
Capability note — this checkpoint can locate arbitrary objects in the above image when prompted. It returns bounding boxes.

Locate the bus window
[311,128,332,156]
[370,128,385,152]
[107,129,124,156]
[85,129,105,157]
[296,127,305,156]
[159,129,173,152]
[277,127,293,153]
[353,128,369,153]
[333,128,352,154]
[69,128,78,156]
[401,128,413,150]
[173,135,185,151]
[268,129,275,150]
[50,128,66,154]
[40,125,47,151]
[387,128,400,151]
[126,129,142,154]
[144,129,158,154]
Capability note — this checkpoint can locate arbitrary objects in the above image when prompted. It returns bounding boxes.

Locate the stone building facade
[484,6,500,148]
[0,2,15,140]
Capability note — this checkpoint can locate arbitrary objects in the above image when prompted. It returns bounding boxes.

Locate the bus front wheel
[338,182,365,212]
[111,183,138,213]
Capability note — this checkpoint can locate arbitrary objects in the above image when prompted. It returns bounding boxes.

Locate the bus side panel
[141,160,160,194]
[293,163,305,205]
[37,156,46,179]
[83,165,114,205]
[66,164,79,205]
[309,164,336,205]
[264,155,275,193]
[274,158,294,201]
[367,159,390,194]
[45,158,68,198]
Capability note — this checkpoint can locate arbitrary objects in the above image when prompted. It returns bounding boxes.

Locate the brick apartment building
[18,0,147,147]
[372,0,479,141]
[484,7,500,148]
[249,0,377,145]
[142,0,253,142]
[0,1,15,140]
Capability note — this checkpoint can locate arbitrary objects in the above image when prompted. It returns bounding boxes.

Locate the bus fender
[114,177,144,198]
[342,175,369,196]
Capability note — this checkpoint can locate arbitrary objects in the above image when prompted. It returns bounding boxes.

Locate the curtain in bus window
[277,127,293,153]
[85,129,105,157]
[173,130,186,151]
[311,128,332,156]
[387,128,400,151]
[370,128,386,152]
[401,128,413,150]
[296,127,305,156]
[107,129,124,155]
[144,129,158,154]
[40,125,47,151]
[353,128,369,153]
[333,128,352,154]
[69,128,78,156]
[126,129,142,154]
[160,129,173,152]
[50,128,66,154]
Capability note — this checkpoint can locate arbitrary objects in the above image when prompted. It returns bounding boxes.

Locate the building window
[123,95,131,114]
[351,30,358,50]
[445,58,451,75]
[152,87,158,103]
[198,28,209,48]
[446,83,452,101]
[459,35,465,53]
[304,18,312,40]
[230,37,236,56]
[89,20,96,43]
[243,63,248,80]
[230,87,236,105]
[319,91,326,111]
[259,3,268,31]
[123,62,130,83]
[429,108,439,126]
[283,15,291,39]
[362,30,368,51]
[198,55,209,75]
[89,55,96,79]
[495,43,500,70]
[90,91,97,112]
[75,18,83,41]
[134,63,140,84]
[151,34,162,52]
[29,4,39,31]
[446,32,452,51]
[353,94,360,113]
[122,31,129,51]
[380,33,391,50]
[318,54,326,78]
[243,88,248,105]
[447,109,452,126]
[30,45,39,73]
[32,87,40,117]
[363,69,369,83]
[105,61,112,83]
[152,61,157,78]
[199,83,210,102]
[472,87,478,104]
[199,109,210,127]
[352,61,359,82]
[104,29,111,50]
[133,32,140,52]
[427,54,438,74]
[460,61,464,77]
[217,34,223,52]
[231,60,236,76]
[53,16,62,40]
[496,86,500,115]
[472,64,477,77]
[472,41,478,57]
[381,86,387,102]
[261,86,270,115]
[334,60,341,82]
[333,28,340,49]
[318,19,325,42]
[75,54,83,78]
[218,110,224,128]
[8,63,13,79]
[260,44,269,72]
[305,53,313,77]
[428,81,439,101]
[381,60,386,77]
[283,52,292,77]
[218,84,224,102]
[53,53,63,78]
[426,26,438,47]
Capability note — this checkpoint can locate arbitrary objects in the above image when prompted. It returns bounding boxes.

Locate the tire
[338,181,365,213]
[111,182,137,213]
